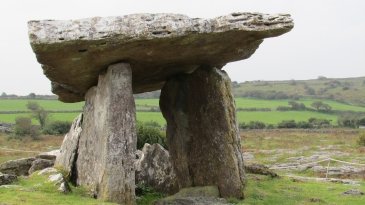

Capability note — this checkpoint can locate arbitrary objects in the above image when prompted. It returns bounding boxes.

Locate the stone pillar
[75,63,137,204]
[160,66,245,198]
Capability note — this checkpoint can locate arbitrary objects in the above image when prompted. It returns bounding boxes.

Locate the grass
[0,172,117,205]
[237,111,338,124]
[233,76,365,106]
[0,133,63,163]
[1,170,363,205]
[1,130,365,204]
[242,174,365,205]
[0,99,84,111]
[2,98,365,126]
[235,98,365,112]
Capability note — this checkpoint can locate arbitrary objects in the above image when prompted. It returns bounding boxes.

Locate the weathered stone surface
[244,164,278,178]
[135,143,177,194]
[0,172,17,186]
[160,66,245,198]
[28,12,293,102]
[155,186,231,205]
[343,189,364,196]
[75,63,137,204]
[0,123,12,133]
[54,113,82,179]
[29,159,54,175]
[0,158,35,176]
[36,149,60,161]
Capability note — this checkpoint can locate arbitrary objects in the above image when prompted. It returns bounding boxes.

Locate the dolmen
[28,12,293,204]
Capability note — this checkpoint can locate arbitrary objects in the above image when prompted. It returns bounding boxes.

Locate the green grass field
[237,111,338,125]
[235,98,365,112]
[0,99,84,111]
[1,98,364,126]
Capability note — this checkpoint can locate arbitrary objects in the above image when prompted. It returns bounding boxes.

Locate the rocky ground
[242,129,365,181]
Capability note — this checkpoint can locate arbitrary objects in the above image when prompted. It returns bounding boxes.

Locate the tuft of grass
[0,172,116,205]
[241,174,365,205]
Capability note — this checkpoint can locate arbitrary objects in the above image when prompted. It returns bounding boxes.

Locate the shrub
[308,118,331,128]
[247,121,266,129]
[137,122,167,150]
[297,121,313,129]
[288,101,306,110]
[277,120,297,128]
[13,117,40,139]
[337,115,359,128]
[43,121,72,135]
[358,133,365,146]
[239,122,248,129]
[276,106,292,111]
[26,101,49,129]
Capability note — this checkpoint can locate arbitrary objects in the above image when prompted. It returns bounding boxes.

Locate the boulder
[155,186,231,205]
[0,123,12,133]
[160,66,245,198]
[244,164,279,178]
[54,113,82,179]
[0,158,35,176]
[29,159,54,174]
[28,12,293,102]
[343,189,364,196]
[0,172,17,186]
[135,143,177,194]
[36,149,60,161]
[75,63,137,204]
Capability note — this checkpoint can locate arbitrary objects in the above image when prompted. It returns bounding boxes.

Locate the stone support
[160,66,245,198]
[75,63,137,204]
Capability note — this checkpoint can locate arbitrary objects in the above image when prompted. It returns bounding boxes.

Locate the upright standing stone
[75,63,137,204]
[160,66,245,198]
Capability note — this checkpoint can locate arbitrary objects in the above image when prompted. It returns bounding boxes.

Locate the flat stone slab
[28,12,293,102]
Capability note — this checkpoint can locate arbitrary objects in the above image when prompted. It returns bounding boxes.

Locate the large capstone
[160,66,245,198]
[75,63,137,204]
[28,12,293,102]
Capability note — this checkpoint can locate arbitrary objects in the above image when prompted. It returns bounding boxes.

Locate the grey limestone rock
[135,143,177,194]
[160,66,245,198]
[54,113,82,179]
[36,149,60,161]
[0,172,17,186]
[75,63,137,204]
[29,159,54,175]
[0,158,35,176]
[28,12,293,102]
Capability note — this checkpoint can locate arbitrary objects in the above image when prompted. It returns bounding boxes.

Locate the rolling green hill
[232,76,365,106]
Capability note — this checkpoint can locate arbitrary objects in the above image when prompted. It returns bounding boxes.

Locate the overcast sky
[1,0,364,95]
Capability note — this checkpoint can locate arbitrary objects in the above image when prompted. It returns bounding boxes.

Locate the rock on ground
[0,172,17,186]
[55,113,83,179]
[342,189,364,196]
[0,158,35,176]
[244,164,278,178]
[160,66,245,198]
[155,186,231,205]
[28,12,293,102]
[135,143,177,194]
[29,159,54,175]
[36,149,60,161]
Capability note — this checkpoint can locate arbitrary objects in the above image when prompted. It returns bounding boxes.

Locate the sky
[0,0,364,95]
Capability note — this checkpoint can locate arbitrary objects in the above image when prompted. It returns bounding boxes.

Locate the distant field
[237,111,338,125]
[1,98,364,125]
[0,99,84,111]
[0,112,166,125]
[235,98,365,112]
